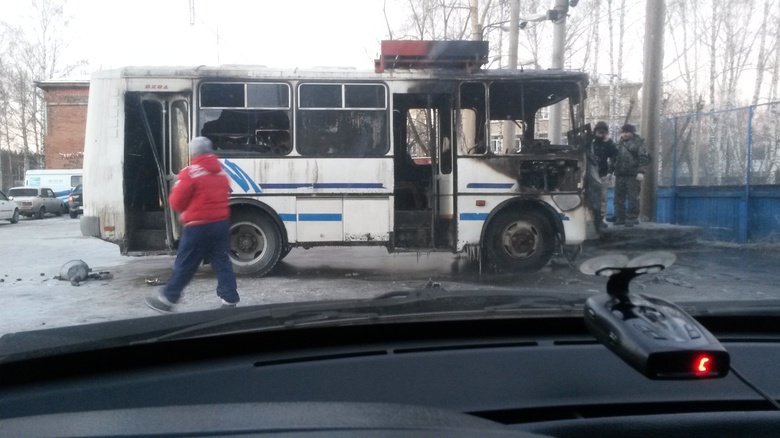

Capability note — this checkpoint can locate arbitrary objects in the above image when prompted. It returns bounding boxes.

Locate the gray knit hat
[189,137,214,157]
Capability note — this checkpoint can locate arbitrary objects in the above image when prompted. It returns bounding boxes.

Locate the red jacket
[169,154,230,225]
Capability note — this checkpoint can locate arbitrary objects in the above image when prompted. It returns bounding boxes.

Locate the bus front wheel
[229,212,282,276]
[484,210,555,273]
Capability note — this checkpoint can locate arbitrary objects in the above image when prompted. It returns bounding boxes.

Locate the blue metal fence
[655,102,780,243]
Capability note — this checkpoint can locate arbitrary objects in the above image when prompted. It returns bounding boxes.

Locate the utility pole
[640,0,665,222]
[548,0,570,145]
[469,0,482,41]
[502,0,520,153]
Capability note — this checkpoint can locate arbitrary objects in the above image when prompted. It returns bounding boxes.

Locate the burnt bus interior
[393,92,455,250]
[123,95,167,253]
[392,76,588,250]
[199,82,388,158]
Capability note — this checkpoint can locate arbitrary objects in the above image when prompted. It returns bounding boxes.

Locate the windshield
[8,188,38,197]
[1,0,779,354]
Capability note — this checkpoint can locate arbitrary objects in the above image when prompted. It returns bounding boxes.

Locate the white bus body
[24,169,83,203]
[81,42,598,274]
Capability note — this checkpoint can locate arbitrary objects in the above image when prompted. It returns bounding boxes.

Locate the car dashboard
[1,315,779,437]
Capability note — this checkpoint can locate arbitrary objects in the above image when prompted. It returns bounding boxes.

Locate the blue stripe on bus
[466,183,515,189]
[260,183,385,190]
[279,214,297,222]
[460,213,489,221]
[261,183,313,189]
[313,183,384,189]
[222,160,262,194]
[298,213,342,222]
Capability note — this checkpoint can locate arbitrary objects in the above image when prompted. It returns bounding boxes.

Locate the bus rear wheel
[229,212,282,276]
[484,210,555,273]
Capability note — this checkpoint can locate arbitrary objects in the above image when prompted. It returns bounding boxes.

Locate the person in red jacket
[145,137,239,313]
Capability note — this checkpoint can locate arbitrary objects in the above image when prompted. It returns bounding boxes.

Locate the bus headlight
[552,194,582,211]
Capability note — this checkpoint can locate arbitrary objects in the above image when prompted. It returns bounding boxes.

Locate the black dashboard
[1,315,779,436]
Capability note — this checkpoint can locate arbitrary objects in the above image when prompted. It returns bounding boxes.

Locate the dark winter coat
[590,138,618,177]
[614,134,650,177]
[169,154,231,225]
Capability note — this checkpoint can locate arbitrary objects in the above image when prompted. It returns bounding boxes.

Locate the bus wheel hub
[503,222,539,258]
[238,233,258,252]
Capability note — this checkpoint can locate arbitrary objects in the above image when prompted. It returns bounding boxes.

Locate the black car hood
[0,288,586,362]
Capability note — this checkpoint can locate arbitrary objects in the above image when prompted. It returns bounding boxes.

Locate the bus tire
[36,207,45,219]
[484,209,555,273]
[229,212,282,276]
[55,204,63,216]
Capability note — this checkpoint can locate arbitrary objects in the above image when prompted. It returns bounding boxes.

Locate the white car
[0,190,19,224]
[7,187,65,219]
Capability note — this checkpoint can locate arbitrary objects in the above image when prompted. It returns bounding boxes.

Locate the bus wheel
[36,207,45,219]
[484,210,554,273]
[229,212,282,276]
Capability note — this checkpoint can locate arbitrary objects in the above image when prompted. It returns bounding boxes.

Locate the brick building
[35,79,90,169]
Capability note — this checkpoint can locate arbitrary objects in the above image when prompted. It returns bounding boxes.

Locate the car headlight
[552,194,582,211]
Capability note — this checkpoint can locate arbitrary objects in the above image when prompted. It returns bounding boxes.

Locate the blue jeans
[162,220,239,304]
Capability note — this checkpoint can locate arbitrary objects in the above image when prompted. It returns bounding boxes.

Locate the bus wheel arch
[480,200,562,273]
[229,201,288,276]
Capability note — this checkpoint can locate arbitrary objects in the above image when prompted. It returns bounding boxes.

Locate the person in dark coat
[590,121,618,221]
[613,124,650,227]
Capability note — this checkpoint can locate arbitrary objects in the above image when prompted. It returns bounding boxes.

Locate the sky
[55,0,403,72]
[3,0,650,80]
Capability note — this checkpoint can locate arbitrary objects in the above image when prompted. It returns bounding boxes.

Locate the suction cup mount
[579,252,677,300]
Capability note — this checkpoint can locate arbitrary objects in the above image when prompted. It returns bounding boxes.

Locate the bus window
[199,82,292,157]
[458,82,487,155]
[406,108,435,162]
[170,100,189,174]
[297,83,388,157]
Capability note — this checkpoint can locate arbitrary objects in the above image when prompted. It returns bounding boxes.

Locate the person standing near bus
[590,121,618,222]
[613,124,650,227]
[145,137,239,313]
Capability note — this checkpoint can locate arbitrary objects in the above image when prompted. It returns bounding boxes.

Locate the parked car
[7,187,64,219]
[0,190,19,224]
[68,184,83,219]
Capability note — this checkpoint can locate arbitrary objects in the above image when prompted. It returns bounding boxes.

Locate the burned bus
[81,41,597,275]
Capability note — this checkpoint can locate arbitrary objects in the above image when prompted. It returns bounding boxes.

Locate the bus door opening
[123,93,189,253]
[392,93,455,250]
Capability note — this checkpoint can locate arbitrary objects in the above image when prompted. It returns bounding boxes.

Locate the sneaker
[220,298,238,308]
[145,295,175,314]
[625,218,639,227]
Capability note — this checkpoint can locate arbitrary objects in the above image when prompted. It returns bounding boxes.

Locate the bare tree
[0,0,84,171]
[752,0,770,105]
